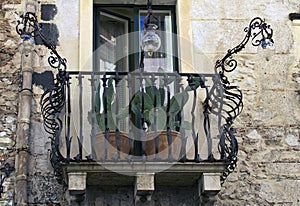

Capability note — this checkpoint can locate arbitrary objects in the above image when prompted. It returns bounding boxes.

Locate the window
[93,5,178,72]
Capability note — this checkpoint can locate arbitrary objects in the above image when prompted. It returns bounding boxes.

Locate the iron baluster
[139,50,145,71]
[187,75,200,162]
[115,73,121,160]
[102,74,109,160]
[178,77,187,162]
[65,72,72,162]
[139,73,147,159]
[163,74,172,161]
[203,82,214,161]
[89,73,96,160]
[128,73,134,158]
[74,73,84,161]
[151,74,159,159]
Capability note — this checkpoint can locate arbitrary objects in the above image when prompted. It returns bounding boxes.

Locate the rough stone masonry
[0,0,300,205]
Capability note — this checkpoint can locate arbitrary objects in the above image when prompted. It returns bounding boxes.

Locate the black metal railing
[39,69,240,185]
[54,71,220,163]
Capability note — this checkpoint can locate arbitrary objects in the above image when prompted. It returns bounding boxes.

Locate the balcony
[40,69,239,203]
[42,70,238,160]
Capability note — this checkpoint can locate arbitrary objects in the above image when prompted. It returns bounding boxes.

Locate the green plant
[88,77,119,131]
[88,72,194,133]
[129,70,191,131]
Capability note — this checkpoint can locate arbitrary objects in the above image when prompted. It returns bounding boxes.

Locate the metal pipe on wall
[15,1,37,205]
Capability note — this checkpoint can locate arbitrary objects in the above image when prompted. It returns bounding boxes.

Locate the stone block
[26,2,37,13]
[192,20,292,55]
[201,173,221,194]
[198,173,222,206]
[135,173,155,206]
[0,137,12,144]
[284,92,300,124]
[275,150,300,162]
[0,131,6,137]
[260,180,300,204]
[192,20,258,54]
[251,91,297,126]
[285,134,300,147]
[255,54,294,91]
[191,0,299,22]
[246,130,262,140]
[135,173,155,195]
[192,53,215,74]
[68,172,87,195]
[266,163,300,177]
[260,127,285,147]
[285,127,300,147]
[28,175,63,204]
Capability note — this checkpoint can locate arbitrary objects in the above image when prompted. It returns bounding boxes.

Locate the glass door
[94,10,130,72]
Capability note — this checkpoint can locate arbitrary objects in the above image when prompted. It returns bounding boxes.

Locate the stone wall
[1,0,300,205]
[27,2,64,204]
[190,0,300,205]
[0,0,63,205]
[0,0,22,205]
[86,185,196,205]
[25,1,76,204]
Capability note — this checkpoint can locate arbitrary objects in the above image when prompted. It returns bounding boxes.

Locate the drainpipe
[15,36,35,206]
[15,2,37,205]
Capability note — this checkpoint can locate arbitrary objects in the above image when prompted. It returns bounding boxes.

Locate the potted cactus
[88,77,130,160]
[128,71,191,160]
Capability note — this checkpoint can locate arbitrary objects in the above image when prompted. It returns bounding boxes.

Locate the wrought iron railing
[16,12,274,185]
[41,70,240,184]
[49,71,224,163]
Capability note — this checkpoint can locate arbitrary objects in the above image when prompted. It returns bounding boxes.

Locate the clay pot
[146,130,182,160]
[94,131,130,160]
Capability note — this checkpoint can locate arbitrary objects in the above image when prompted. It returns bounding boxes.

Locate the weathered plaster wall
[190,0,300,205]
[26,0,79,204]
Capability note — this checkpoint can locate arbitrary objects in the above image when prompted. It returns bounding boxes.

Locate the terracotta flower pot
[146,130,182,160]
[94,131,130,160]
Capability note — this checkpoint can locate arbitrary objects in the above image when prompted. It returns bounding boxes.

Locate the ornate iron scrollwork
[209,17,274,184]
[17,12,71,184]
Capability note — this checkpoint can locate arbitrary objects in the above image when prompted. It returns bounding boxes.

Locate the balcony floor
[63,161,228,186]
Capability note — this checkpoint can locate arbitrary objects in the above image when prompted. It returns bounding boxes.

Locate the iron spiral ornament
[210,17,274,184]
[17,12,71,184]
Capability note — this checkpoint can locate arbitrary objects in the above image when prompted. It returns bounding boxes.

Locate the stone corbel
[134,173,155,206]
[68,172,87,206]
[196,173,221,206]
